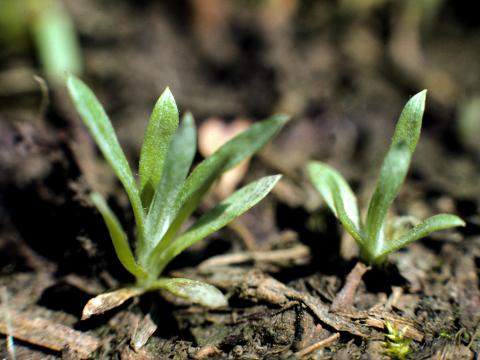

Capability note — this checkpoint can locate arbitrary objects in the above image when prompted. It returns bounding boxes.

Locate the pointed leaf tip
[139,85,179,206]
[160,86,176,105]
[377,213,465,259]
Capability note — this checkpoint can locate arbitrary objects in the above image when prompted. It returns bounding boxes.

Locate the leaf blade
[90,193,146,279]
[66,75,145,239]
[141,112,196,262]
[153,175,281,275]
[139,87,179,207]
[307,161,361,229]
[391,90,427,153]
[330,180,365,246]
[364,144,412,257]
[151,278,227,308]
[157,115,289,251]
[378,214,465,258]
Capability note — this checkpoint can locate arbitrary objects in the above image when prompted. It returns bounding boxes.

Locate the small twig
[294,333,340,358]
[33,75,50,120]
[331,262,370,312]
[385,286,403,311]
[1,287,16,360]
[198,244,310,269]
[227,219,257,251]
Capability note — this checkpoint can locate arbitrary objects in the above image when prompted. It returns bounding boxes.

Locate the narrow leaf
[140,113,196,262]
[307,161,361,229]
[151,278,227,308]
[365,143,411,256]
[330,180,365,246]
[152,175,282,275]
[139,87,179,207]
[391,90,427,154]
[67,76,145,238]
[156,115,289,252]
[32,0,82,84]
[90,193,146,279]
[377,214,465,258]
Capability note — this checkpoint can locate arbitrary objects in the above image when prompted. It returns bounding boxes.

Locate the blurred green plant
[457,95,480,154]
[308,90,464,265]
[383,321,412,359]
[0,0,82,84]
[67,75,287,319]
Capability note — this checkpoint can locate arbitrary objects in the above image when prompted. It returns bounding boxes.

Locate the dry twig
[0,306,100,359]
[294,332,340,358]
[331,262,370,312]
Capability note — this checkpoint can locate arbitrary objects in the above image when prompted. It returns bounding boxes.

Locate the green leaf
[151,278,227,308]
[67,75,145,241]
[330,180,365,246]
[90,193,146,279]
[156,115,289,252]
[377,214,465,258]
[307,161,361,229]
[31,0,83,84]
[141,112,196,263]
[139,87,179,207]
[152,175,281,275]
[365,144,412,256]
[391,90,427,154]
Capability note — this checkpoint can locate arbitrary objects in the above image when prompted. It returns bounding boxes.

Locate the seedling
[67,76,287,318]
[308,90,464,265]
[384,321,412,359]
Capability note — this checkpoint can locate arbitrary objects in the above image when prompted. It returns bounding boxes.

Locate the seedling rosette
[307,90,465,265]
[67,76,288,319]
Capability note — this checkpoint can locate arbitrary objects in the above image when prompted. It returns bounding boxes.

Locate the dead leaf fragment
[81,287,143,320]
[198,117,251,198]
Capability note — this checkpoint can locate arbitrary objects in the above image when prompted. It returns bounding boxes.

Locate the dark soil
[1,1,479,359]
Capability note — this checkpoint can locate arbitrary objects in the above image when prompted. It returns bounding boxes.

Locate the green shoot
[67,75,287,318]
[0,0,83,84]
[384,321,412,359]
[307,90,465,265]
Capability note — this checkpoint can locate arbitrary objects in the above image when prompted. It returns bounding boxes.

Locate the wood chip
[0,306,100,359]
[131,313,157,352]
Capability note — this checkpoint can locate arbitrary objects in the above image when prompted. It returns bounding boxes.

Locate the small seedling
[384,321,412,359]
[307,90,464,265]
[67,75,287,318]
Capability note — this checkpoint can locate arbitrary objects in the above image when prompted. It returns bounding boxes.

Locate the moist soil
[1,1,479,359]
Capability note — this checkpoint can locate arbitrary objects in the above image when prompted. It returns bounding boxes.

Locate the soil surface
[1,1,479,359]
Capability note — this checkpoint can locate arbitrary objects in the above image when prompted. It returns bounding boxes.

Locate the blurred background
[1,0,479,276]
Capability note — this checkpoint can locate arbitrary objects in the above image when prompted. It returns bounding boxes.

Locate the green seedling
[308,90,465,265]
[67,75,287,319]
[384,321,412,359]
[0,0,82,84]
